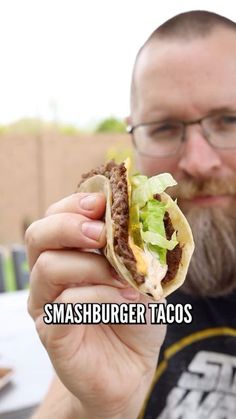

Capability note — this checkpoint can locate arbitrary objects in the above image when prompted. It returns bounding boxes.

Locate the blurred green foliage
[0,118,82,135]
[57,124,80,136]
[0,125,9,134]
[95,117,126,133]
[0,117,128,135]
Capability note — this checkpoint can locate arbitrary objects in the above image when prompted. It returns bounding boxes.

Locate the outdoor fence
[0,132,132,245]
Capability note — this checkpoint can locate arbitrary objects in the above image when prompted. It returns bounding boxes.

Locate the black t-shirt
[141,291,236,419]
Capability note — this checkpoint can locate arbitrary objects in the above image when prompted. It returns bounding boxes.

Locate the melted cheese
[128,236,147,275]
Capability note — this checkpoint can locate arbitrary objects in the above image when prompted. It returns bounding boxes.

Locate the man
[26,10,236,418]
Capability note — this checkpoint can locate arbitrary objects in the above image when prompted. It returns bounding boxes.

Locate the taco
[78,159,194,301]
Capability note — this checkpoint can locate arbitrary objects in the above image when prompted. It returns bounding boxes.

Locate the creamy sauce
[140,248,167,300]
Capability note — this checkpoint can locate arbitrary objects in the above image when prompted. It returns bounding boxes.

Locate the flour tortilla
[79,174,194,300]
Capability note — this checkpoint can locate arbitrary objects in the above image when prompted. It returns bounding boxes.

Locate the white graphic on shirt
[157,351,236,419]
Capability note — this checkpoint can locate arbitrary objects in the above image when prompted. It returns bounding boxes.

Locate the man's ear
[124,115,132,126]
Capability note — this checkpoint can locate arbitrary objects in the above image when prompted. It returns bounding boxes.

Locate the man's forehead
[132,27,236,120]
[135,39,166,78]
[135,27,236,81]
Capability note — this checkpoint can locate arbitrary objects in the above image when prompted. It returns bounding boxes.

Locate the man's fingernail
[81,221,104,241]
[80,195,97,210]
[119,287,140,301]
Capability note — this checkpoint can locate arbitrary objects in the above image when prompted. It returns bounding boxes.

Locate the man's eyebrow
[208,106,236,115]
[172,106,236,121]
[142,106,236,125]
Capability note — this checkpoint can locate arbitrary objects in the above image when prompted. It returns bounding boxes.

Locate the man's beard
[172,177,236,298]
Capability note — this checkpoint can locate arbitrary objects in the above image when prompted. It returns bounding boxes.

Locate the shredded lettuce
[148,173,177,194]
[141,230,178,251]
[132,173,177,207]
[131,174,147,188]
[140,200,166,234]
[148,244,167,266]
[129,172,178,266]
[139,200,169,264]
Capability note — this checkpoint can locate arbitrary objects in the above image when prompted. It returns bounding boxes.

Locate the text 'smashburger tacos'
[78,159,194,301]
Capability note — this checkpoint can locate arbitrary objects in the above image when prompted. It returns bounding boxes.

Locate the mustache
[170,176,236,200]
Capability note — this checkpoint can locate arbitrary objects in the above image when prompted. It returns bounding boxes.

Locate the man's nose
[178,125,222,178]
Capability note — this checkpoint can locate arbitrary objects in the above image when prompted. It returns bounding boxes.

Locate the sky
[0,0,236,128]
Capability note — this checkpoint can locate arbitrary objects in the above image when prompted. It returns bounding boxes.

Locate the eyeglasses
[127,111,236,157]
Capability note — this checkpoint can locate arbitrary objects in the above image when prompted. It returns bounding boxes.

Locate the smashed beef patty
[79,161,145,284]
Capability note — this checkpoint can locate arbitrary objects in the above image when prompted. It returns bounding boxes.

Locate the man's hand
[26,192,166,419]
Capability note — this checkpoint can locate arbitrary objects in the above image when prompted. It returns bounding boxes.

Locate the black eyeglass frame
[127,111,236,157]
